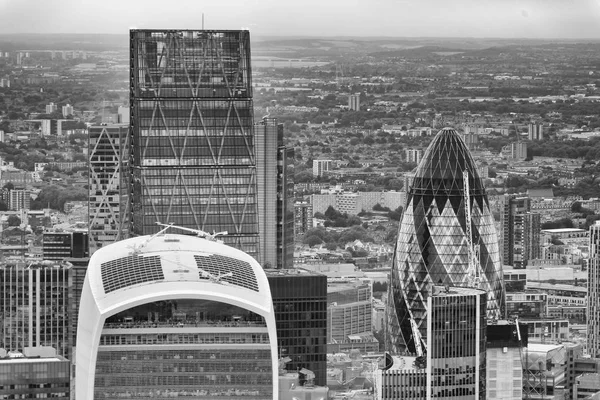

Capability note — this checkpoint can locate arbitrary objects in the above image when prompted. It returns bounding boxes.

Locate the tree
[7,215,20,227]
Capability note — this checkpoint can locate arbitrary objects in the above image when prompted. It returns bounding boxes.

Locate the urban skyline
[0,11,599,399]
[1,0,600,39]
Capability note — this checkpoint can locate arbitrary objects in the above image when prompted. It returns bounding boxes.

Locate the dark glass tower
[387,127,504,354]
[130,30,259,258]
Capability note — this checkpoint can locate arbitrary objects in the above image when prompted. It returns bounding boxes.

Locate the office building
[486,322,528,400]
[575,374,600,399]
[266,269,327,387]
[500,195,541,268]
[427,286,487,399]
[505,292,547,319]
[348,94,360,111]
[0,347,70,399]
[42,230,89,260]
[377,353,426,399]
[117,106,130,124]
[130,30,259,258]
[45,102,57,114]
[294,201,313,237]
[523,343,567,399]
[528,123,544,141]
[387,127,504,354]
[327,279,372,345]
[255,118,294,269]
[0,260,73,359]
[405,148,423,164]
[312,159,332,177]
[589,221,600,357]
[88,124,130,253]
[76,232,278,400]
[62,104,73,117]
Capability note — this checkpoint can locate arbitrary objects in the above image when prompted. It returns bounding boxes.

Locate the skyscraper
[426,287,487,399]
[88,124,130,253]
[387,127,504,354]
[76,232,278,399]
[255,118,294,269]
[0,260,73,359]
[266,269,327,386]
[130,30,259,258]
[588,221,600,357]
[500,195,541,268]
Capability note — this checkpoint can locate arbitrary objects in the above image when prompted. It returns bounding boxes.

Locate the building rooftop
[264,268,325,278]
[431,285,486,297]
[540,228,586,233]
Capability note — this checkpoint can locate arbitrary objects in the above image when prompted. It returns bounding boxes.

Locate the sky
[0,0,599,39]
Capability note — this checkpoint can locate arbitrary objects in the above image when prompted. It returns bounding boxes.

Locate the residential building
[589,221,600,357]
[313,159,332,177]
[130,30,259,258]
[311,191,403,215]
[294,201,313,237]
[500,195,541,268]
[528,122,544,141]
[405,148,423,164]
[62,103,73,117]
[88,124,130,253]
[45,102,57,114]
[348,94,360,111]
[8,188,30,211]
[76,232,278,399]
[387,128,504,354]
[255,118,294,269]
[266,269,327,386]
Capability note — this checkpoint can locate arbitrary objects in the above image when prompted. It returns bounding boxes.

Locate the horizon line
[0,33,599,41]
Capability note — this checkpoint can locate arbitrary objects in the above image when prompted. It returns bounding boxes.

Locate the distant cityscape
[0,26,599,400]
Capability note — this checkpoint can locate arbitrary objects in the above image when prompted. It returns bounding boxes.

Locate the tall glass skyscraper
[130,30,259,258]
[387,127,504,354]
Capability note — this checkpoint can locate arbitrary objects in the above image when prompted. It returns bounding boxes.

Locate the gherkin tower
[387,127,504,354]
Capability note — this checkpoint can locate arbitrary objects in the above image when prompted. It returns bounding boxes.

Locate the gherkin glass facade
[130,30,259,258]
[387,128,504,354]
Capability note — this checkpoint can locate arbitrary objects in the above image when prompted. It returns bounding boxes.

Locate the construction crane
[155,222,227,242]
[410,318,426,369]
[463,170,480,288]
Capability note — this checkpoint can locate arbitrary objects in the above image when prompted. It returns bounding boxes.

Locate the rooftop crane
[463,170,480,288]
[410,317,427,368]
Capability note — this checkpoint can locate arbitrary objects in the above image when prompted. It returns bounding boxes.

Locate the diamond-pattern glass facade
[130,30,259,258]
[387,127,504,354]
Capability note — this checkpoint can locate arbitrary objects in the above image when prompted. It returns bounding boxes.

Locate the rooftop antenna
[202,13,204,30]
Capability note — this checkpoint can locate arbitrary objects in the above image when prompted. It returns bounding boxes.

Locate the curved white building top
[86,233,272,316]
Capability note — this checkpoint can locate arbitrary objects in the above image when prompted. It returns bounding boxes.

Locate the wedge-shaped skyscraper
[130,30,259,258]
[387,127,504,354]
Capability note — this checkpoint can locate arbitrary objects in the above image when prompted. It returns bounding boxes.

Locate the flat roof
[541,228,586,233]
[0,357,63,364]
[264,268,325,277]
